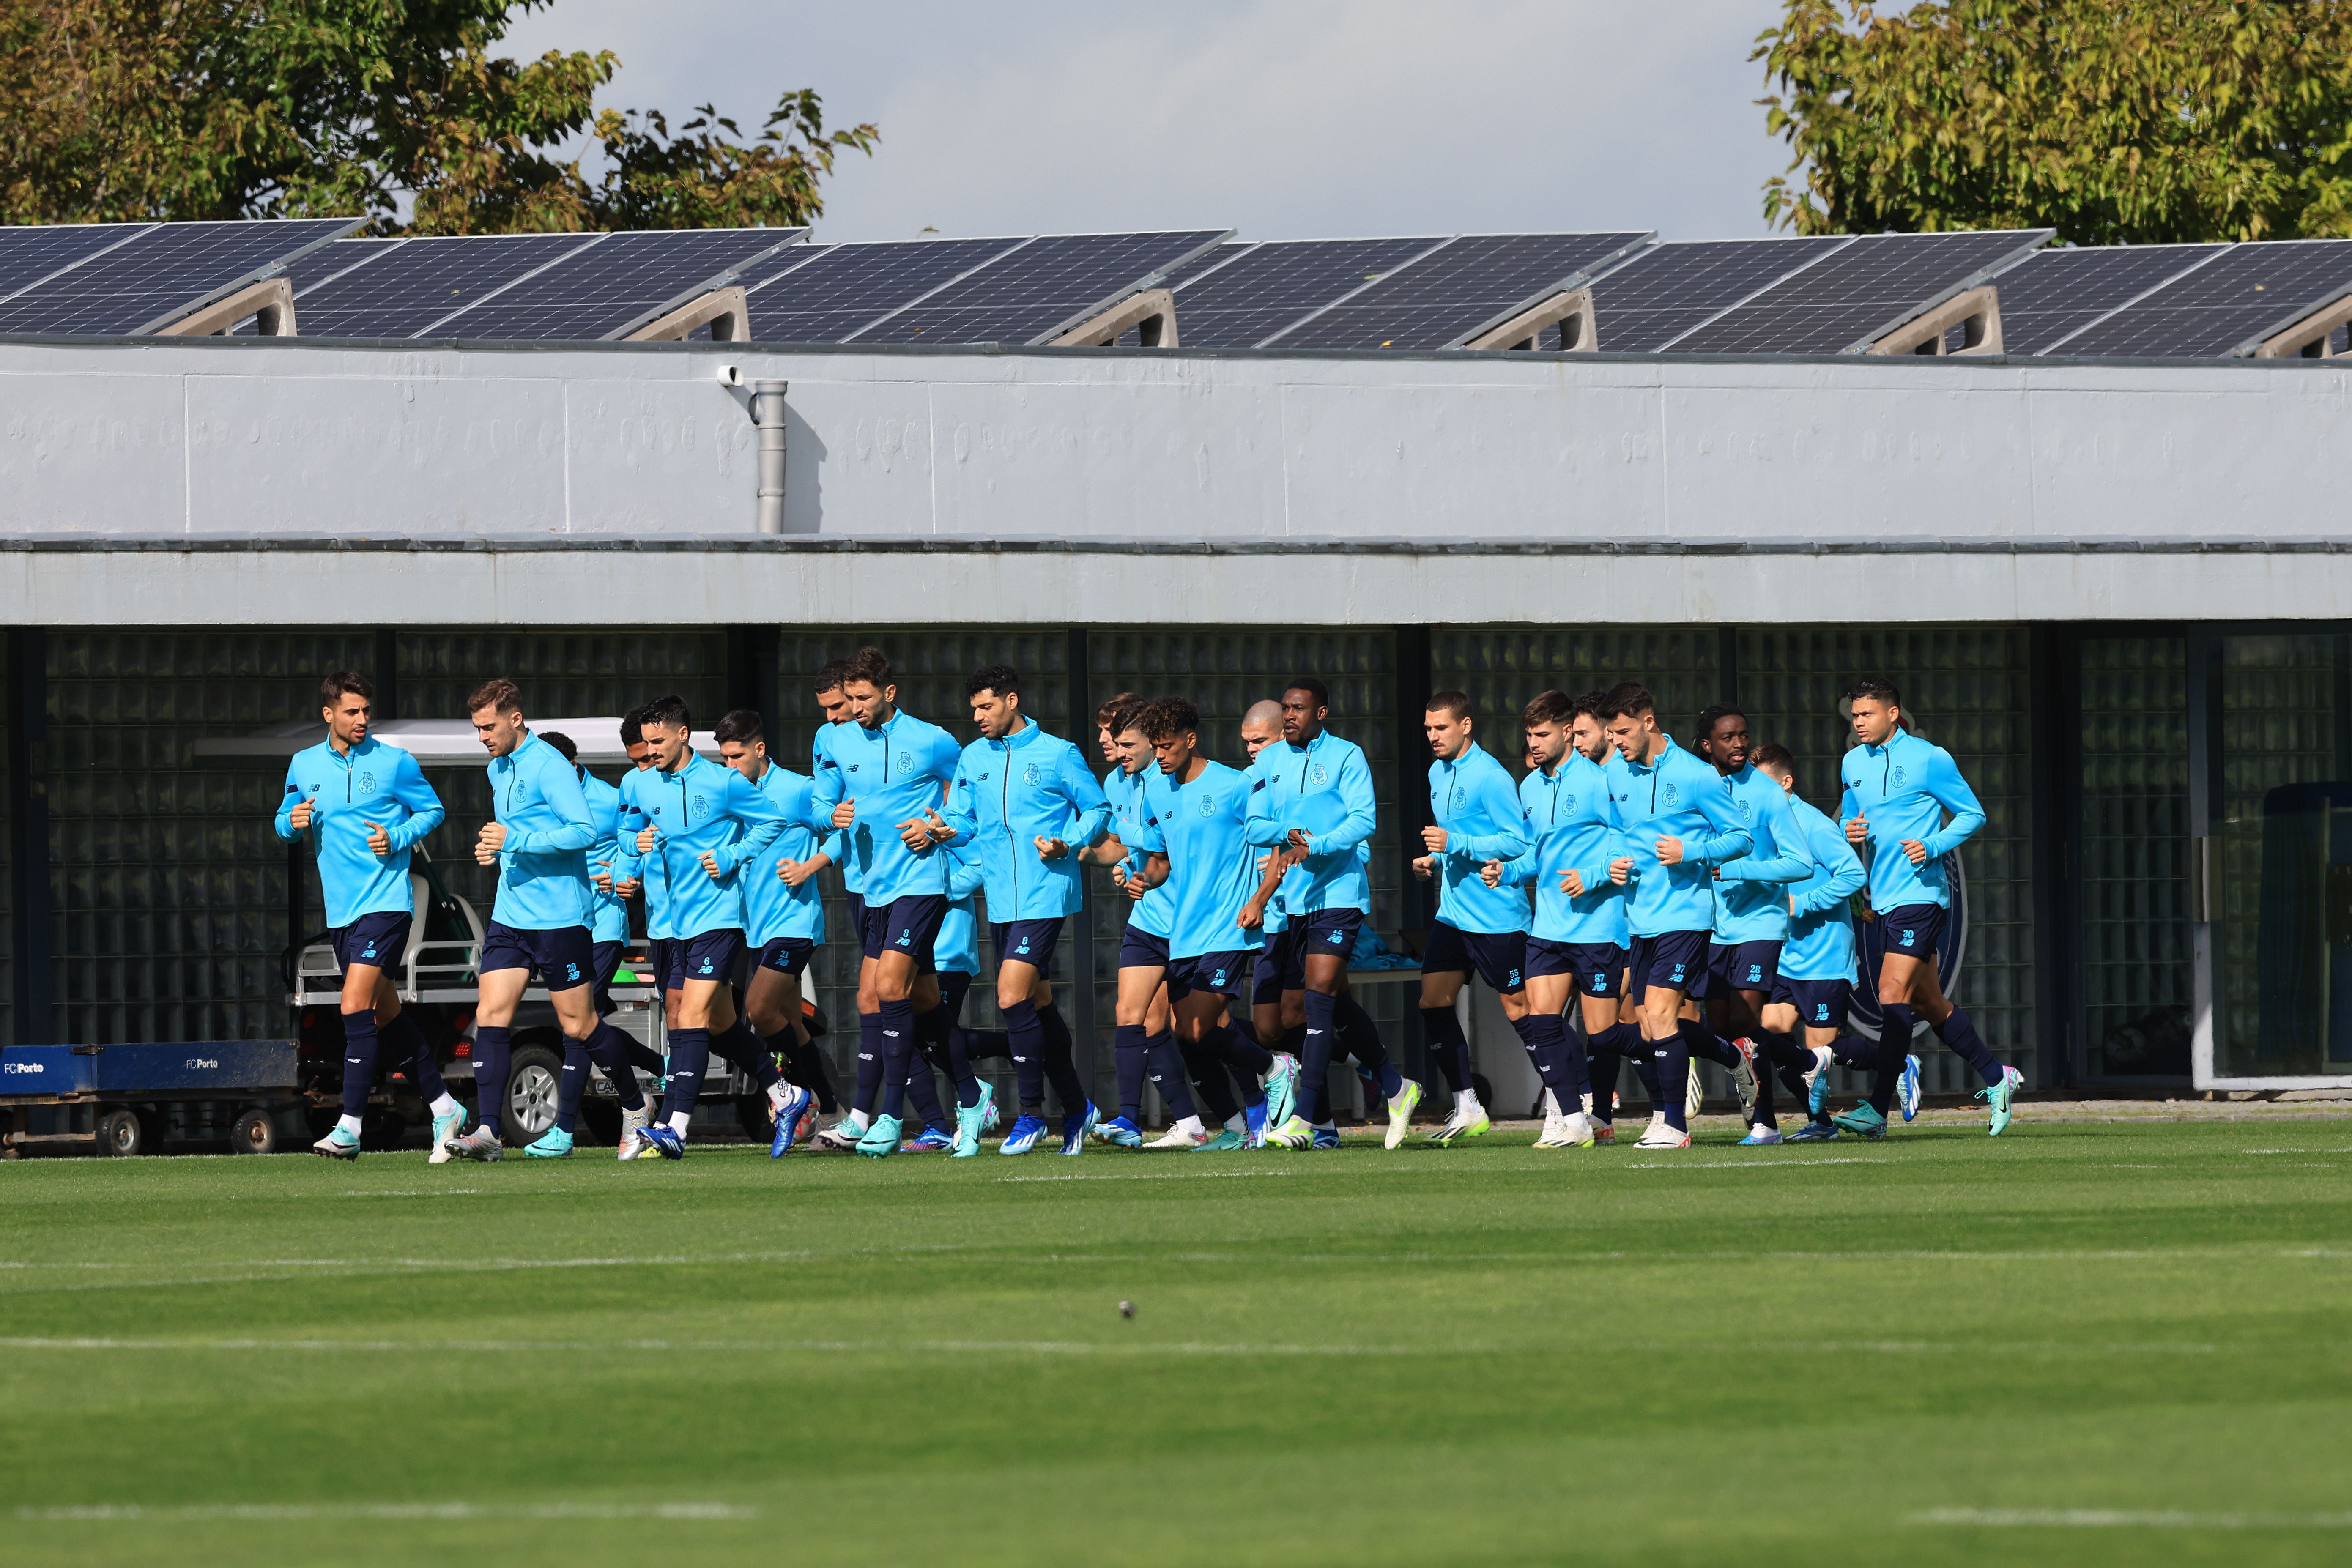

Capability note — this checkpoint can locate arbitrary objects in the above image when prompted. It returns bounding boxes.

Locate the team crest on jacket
[359,772,375,793]
[1564,794,1577,813]
[1197,793,1216,817]
[897,750,912,771]
[1662,783,1679,805]
[1024,763,1040,785]
[1450,787,1464,810]
[1310,765,1328,785]
[1892,766,1908,785]
[691,793,708,818]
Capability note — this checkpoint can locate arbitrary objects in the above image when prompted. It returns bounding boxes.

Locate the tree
[1754,0,2352,243]
[0,1,876,233]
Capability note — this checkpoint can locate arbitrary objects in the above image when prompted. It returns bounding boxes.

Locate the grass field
[5,1111,2351,1566]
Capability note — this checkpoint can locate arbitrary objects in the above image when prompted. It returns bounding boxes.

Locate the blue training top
[1247,729,1378,917]
[579,770,630,945]
[485,731,595,931]
[1603,736,1753,939]
[936,846,985,976]
[1711,762,1815,944]
[739,761,828,947]
[1427,741,1531,935]
[1134,758,1266,962]
[1837,728,1984,913]
[1782,794,1867,984]
[1505,750,1629,947]
[1105,762,1175,941]
[611,752,791,939]
[940,720,1111,921]
[275,735,445,929]
[811,708,962,906]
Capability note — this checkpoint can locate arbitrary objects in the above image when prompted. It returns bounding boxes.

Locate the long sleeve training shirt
[1134,759,1266,962]
[275,735,445,928]
[611,752,791,939]
[1711,763,1815,944]
[580,770,631,944]
[1105,763,1175,941]
[484,731,596,931]
[810,709,963,906]
[1780,796,1867,984]
[1837,728,1985,913]
[935,847,986,977]
[739,763,829,947]
[1505,750,1630,947]
[1247,730,1378,918]
[1603,737,1753,939]
[940,720,1111,921]
[1427,742,1531,934]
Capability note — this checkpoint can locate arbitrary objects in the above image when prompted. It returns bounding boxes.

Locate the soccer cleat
[1058,1101,1100,1156]
[1426,1098,1491,1145]
[855,1113,902,1159]
[1243,1097,1270,1146]
[1592,1123,1616,1145]
[1095,1115,1145,1149]
[1739,1123,1784,1146]
[952,1080,996,1158]
[1685,1062,1705,1122]
[312,1125,361,1161]
[813,1119,864,1153]
[1730,1038,1761,1123]
[769,1084,813,1158]
[1536,1112,1594,1149]
[1900,1054,1923,1121]
[1260,1054,1301,1133]
[1311,1126,1341,1150]
[427,1104,468,1166]
[1804,1046,1833,1119]
[523,1127,574,1158]
[1194,1128,1246,1152]
[1262,1114,1314,1149]
[1382,1078,1424,1150]
[1786,1120,1840,1142]
[639,1124,686,1160]
[1832,1103,1887,1140]
[1145,1117,1208,1150]
[1532,1111,1572,1149]
[445,1124,503,1163]
[1980,1064,2023,1137]
[905,1126,956,1152]
[1635,1121,1692,1150]
[616,1100,652,1161]
[1645,1110,1667,1139]
[998,1114,1049,1155]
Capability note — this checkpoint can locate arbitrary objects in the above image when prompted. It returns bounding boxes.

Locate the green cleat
[1192,1129,1246,1152]
[523,1127,573,1158]
[1262,1115,1314,1149]
[856,1113,903,1159]
[1832,1102,1887,1140]
[1979,1064,2023,1136]
[1383,1078,1424,1150]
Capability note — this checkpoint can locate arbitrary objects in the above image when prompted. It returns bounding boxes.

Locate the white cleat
[1635,1121,1692,1149]
[1684,1062,1705,1122]
[1536,1111,1595,1149]
[616,1101,652,1161]
[1426,1093,1490,1145]
[812,1117,864,1153]
[444,1124,503,1163]
[1645,1109,1667,1139]
[1145,1116,1209,1149]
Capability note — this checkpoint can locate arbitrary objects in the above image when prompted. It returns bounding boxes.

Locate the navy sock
[383,1011,444,1103]
[1763,1030,1811,1100]
[715,1018,781,1091]
[1299,989,1339,1123]
[1114,1023,1147,1122]
[854,1011,883,1115]
[1214,1020,1274,1077]
[470,1025,511,1135]
[777,1029,837,1111]
[1039,1004,1086,1114]
[1934,1005,2004,1087]
[921,1002,982,1109]
[1831,1033,1878,1070]
[1870,1006,1913,1113]
[1179,1035,1240,1125]
[1144,1029,1197,1121]
[1653,1029,1690,1133]
[664,1027,711,1120]
[1585,1029,1618,1123]
[585,1022,646,1111]
[1679,1017,1741,1070]
[339,1009,381,1119]
[1517,1012,1582,1108]
[1004,997,1044,1110]
[902,1035,948,1127]
[1421,1004,1473,1096]
[877,997,916,1119]
[1625,1026,1665,1108]
[956,1026,1011,1064]
[556,1031,590,1134]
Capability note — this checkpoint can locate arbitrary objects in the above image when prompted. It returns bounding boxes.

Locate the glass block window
[2079,638,2191,1079]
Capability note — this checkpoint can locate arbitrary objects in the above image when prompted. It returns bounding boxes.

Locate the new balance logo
[1329,930,1344,944]
[897,930,912,947]
[566,963,580,980]
[698,960,714,974]
[1815,1006,1831,1023]
[1016,939,1030,954]
[1212,969,1227,987]
[1900,930,1917,948]
[1746,965,1763,983]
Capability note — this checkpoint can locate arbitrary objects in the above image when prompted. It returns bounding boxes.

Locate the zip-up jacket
[484,731,596,931]
[580,770,630,944]
[936,847,986,976]
[612,753,792,939]
[810,709,962,906]
[1135,759,1265,961]
[1246,730,1378,917]
[275,736,445,928]
[614,770,674,941]
[1106,763,1175,940]
[1837,728,1985,913]
[1603,737,1752,938]
[1427,742,1531,935]
[1504,750,1630,946]
[1711,763,1815,944]
[811,721,857,893]
[1782,796,1866,983]
[940,720,1111,921]
[740,762,828,947]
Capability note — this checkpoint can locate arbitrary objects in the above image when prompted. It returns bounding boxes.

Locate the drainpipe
[751,379,789,535]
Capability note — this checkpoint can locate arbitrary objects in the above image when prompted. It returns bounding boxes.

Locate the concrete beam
[626,286,750,343]
[2253,292,2352,359]
[155,277,296,338]
[1051,288,1177,348]
[1870,284,2002,357]
[1458,287,1596,352]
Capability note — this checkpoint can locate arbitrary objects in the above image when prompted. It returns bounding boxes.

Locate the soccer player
[1411,690,1535,1144]
[1690,705,1815,1146]
[1598,682,1753,1150]
[1251,678,1421,1151]
[927,662,1108,1156]
[713,709,827,1156]
[280,671,458,1161]
[1082,695,1189,1149]
[1117,698,1299,1149]
[808,648,974,1158]
[1749,744,1873,1141]
[901,843,991,1151]
[1484,689,1628,1150]
[610,695,796,1158]
[1836,678,2021,1136]
[442,680,607,1162]
[604,705,682,1140]
[529,730,665,1160]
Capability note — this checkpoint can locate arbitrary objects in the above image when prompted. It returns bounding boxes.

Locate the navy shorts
[1709,939,1782,996]
[1421,921,1528,994]
[991,918,1064,973]
[1878,903,1947,964]
[1119,924,1171,971]
[591,939,624,1015]
[1527,938,1624,999]
[1168,949,1252,999]
[843,892,866,932]
[756,937,815,977]
[1628,930,1711,1000]
[1269,908,1363,991]
[478,920,595,993]
[860,895,947,969]
[648,936,683,993]
[331,911,411,975]
[674,928,743,987]
[1772,975,1852,1032]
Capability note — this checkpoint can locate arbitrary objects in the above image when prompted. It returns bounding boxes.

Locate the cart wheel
[504,1047,564,1145]
[230,1106,280,1155]
[97,1108,144,1158]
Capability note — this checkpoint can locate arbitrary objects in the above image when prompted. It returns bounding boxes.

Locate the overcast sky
[505,0,1792,244]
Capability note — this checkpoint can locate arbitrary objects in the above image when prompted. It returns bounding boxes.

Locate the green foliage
[1755,0,2352,242]
[0,1,875,233]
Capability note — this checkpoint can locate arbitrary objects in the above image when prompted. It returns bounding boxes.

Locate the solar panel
[745,237,1028,342]
[1161,237,1446,348]
[1584,237,1851,353]
[288,234,603,338]
[0,218,357,336]
[428,227,807,341]
[0,223,156,304]
[850,230,1229,345]
[1985,243,2232,355]
[2050,238,2352,358]
[1264,232,1654,351]
[1665,230,2051,355]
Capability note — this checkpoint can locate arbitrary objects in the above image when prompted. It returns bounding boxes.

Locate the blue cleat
[1260,1054,1301,1135]
[769,1084,813,1158]
[1095,1115,1145,1149]
[905,1125,956,1152]
[1832,1103,1887,1140]
[1899,1054,1922,1121]
[1243,1097,1270,1146]
[999,1114,1048,1155]
[953,1080,996,1158]
[1310,1126,1342,1150]
[640,1124,686,1160]
[1786,1120,1840,1142]
[1059,1100,1100,1156]
[1739,1123,1783,1146]
[523,1127,574,1158]
[1803,1046,1832,1120]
